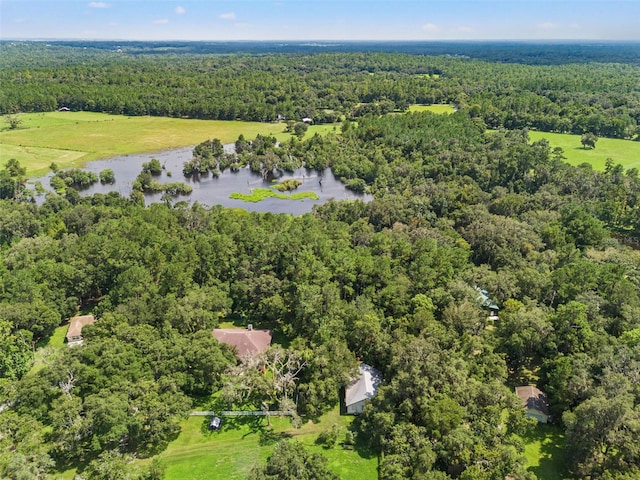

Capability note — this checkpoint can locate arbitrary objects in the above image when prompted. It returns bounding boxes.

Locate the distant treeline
[3,40,640,65]
[1,42,639,138]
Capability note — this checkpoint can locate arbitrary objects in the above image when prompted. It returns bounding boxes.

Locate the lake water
[30,146,372,215]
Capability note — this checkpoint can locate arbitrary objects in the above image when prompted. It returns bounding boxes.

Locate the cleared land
[521,424,568,480]
[528,130,640,171]
[408,104,456,114]
[0,112,288,176]
[133,407,377,480]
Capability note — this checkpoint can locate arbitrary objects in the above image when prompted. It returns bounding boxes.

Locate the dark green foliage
[0,159,26,200]
[273,179,301,192]
[2,44,638,139]
[50,168,98,192]
[142,158,162,175]
[248,440,339,480]
[99,168,116,184]
[581,132,598,149]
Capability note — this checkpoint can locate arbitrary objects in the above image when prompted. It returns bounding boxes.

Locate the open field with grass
[408,104,456,114]
[528,130,640,171]
[0,112,292,176]
[122,406,377,480]
[521,424,568,480]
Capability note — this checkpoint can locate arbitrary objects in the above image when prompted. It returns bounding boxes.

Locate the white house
[345,364,382,415]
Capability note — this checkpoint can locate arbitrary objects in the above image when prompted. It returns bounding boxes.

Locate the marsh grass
[229,188,319,203]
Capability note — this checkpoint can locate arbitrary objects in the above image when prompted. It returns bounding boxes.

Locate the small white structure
[345,364,382,415]
[301,117,313,124]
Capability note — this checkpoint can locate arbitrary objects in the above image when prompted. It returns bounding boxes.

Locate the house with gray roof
[345,364,382,415]
[515,385,551,423]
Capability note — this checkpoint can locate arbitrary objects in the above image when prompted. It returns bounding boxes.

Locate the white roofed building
[344,363,382,415]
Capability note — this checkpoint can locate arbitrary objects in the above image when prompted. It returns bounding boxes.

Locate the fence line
[190,410,294,417]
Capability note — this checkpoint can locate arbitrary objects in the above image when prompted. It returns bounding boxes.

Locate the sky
[1,0,639,42]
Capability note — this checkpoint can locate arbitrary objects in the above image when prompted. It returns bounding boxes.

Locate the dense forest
[2,43,640,479]
[1,42,640,138]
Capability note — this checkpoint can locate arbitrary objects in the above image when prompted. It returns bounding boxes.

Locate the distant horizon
[4,38,640,44]
[1,1,639,42]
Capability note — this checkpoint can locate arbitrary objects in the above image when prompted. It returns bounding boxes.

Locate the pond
[30,146,372,215]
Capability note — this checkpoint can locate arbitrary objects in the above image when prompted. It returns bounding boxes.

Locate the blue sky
[1,1,639,41]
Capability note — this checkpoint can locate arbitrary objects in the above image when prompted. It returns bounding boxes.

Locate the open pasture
[408,104,456,114]
[0,112,288,176]
[528,130,640,171]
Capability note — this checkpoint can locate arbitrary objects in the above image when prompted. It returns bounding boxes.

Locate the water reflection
[30,146,372,215]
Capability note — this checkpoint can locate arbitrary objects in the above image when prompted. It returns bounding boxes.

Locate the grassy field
[521,424,568,480]
[133,406,377,480]
[408,104,456,114]
[0,112,289,176]
[28,324,68,376]
[528,130,640,171]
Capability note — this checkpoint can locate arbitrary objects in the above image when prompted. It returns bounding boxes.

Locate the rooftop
[515,385,549,415]
[66,315,96,341]
[345,364,382,408]
[212,328,272,357]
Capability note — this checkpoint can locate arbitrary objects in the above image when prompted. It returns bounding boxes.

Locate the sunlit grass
[133,406,378,480]
[520,423,568,480]
[0,112,340,177]
[28,324,68,376]
[0,112,286,176]
[527,130,640,171]
[408,104,456,114]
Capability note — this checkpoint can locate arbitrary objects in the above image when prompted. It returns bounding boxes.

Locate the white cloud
[219,12,237,20]
[422,23,440,33]
[88,2,110,8]
[152,19,169,24]
[175,6,186,15]
[537,22,557,30]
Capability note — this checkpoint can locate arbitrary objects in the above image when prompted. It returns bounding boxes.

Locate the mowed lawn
[0,112,287,176]
[528,130,640,171]
[521,423,568,480]
[140,407,378,480]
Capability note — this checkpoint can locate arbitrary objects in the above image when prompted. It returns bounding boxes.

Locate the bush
[315,423,340,449]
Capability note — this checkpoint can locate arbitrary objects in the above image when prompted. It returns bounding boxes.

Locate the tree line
[1,43,640,139]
